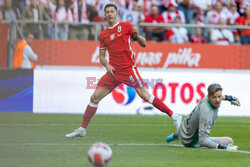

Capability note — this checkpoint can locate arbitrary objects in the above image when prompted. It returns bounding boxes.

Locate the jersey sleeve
[99,32,106,50]
[23,45,38,61]
[126,21,134,35]
[199,110,218,148]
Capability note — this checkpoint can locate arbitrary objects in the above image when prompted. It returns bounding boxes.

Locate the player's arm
[222,95,240,106]
[132,26,146,47]
[198,112,218,149]
[99,49,115,77]
[198,110,238,150]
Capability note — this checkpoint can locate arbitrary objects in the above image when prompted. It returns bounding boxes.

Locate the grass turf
[0,113,250,167]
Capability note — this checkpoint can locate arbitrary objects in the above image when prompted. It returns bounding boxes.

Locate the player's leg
[81,87,111,128]
[65,73,117,138]
[165,125,181,143]
[65,87,111,138]
[137,88,182,130]
[125,66,182,130]
[165,131,180,143]
[209,137,234,145]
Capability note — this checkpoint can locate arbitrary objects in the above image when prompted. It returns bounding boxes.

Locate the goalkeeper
[166,83,240,151]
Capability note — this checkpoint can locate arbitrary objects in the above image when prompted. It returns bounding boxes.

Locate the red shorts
[97,66,145,91]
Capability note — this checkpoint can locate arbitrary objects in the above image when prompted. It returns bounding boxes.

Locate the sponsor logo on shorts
[112,83,136,105]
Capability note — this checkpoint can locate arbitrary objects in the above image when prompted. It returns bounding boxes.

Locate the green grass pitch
[0,113,250,167]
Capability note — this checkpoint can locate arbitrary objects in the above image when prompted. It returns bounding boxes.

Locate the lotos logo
[112,83,136,105]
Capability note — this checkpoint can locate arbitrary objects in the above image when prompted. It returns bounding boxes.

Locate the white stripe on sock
[89,102,98,108]
[148,95,155,104]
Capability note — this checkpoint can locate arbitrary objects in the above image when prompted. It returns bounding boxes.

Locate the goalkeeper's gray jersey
[179,97,218,148]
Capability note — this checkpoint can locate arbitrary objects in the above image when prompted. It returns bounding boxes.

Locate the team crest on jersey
[110,34,115,40]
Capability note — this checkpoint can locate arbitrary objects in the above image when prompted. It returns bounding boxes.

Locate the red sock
[152,97,173,117]
[81,105,97,128]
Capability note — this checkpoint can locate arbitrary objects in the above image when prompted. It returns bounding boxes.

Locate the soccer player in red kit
[65,3,182,138]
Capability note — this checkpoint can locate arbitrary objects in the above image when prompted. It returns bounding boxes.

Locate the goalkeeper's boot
[172,113,182,131]
[226,144,238,151]
[65,127,86,138]
[165,133,179,143]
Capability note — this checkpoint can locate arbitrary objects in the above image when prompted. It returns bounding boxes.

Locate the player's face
[26,34,34,44]
[104,7,118,25]
[208,90,222,108]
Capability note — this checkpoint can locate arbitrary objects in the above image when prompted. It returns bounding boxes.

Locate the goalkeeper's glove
[217,144,238,151]
[225,95,241,106]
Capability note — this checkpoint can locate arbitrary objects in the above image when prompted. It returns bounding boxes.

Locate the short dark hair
[104,3,117,12]
[207,83,222,96]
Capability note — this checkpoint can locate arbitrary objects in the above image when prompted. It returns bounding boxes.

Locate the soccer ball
[88,142,112,167]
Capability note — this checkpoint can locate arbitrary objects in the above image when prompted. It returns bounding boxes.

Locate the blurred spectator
[21,0,52,39]
[239,0,250,14]
[96,0,111,19]
[138,0,156,16]
[227,3,241,43]
[133,2,145,23]
[1,0,21,21]
[86,0,99,8]
[219,0,235,16]
[206,1,227,24]
[120,2,143,25]
[46,0,57,17]
[0,10,3,22]
[54,0,72,40]
[156,0,168,13]
[25,0,39,5]
[212,0,236,6]
[0,0,4,6]
[210,17,234,45]
[236,6,250,44]
[162,0,186,23]
[40,0,54,38]
[68,0,96,40]
[164,16,189,43]
[177,0,192,23]
[190,27,205,43]
[190,0,212,12]
[117,0,136,10]
[40,0,53,17]
[227,3,240,25]
[189,0,212,23]
[17,0,26,13]
[144,4,165,41]
[13,32,38,69]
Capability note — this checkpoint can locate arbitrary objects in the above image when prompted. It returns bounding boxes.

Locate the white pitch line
[1,142,250,154]
[0,123,250,127]
[0,123,171,127]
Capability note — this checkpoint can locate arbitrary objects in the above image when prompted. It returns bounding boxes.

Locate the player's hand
[132,26,139,39]
[105,64,115,77]
[225,95,241,106]
[226,144,238,151]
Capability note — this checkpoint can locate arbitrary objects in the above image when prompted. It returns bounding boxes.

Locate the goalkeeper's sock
[150,96,173,117]
[81,103,98,128]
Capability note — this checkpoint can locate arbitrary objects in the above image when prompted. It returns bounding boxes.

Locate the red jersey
[144,14,164,23]
[99,21,135,70]
[190,35,205,43]
[236,16,250,36]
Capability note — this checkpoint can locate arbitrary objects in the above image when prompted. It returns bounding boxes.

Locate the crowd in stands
[0,0,249,44]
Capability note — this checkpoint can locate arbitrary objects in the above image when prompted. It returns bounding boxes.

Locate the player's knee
[90,95,100,104]
[137,90,150,102]
[227,137,234,145]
